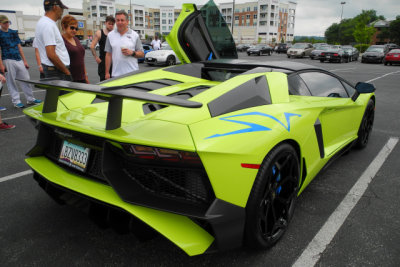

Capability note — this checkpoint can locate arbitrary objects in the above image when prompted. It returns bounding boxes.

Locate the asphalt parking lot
[1,47,400,266]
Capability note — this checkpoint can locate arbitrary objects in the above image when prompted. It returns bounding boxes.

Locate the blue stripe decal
[205,112,301,139]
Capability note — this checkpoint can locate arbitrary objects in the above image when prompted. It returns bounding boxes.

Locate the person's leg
[15,60,36,103]
[3,60,22,106]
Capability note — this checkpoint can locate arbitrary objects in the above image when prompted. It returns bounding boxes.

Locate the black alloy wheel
[244,143,300,249]
[355,99,375,149]
[166,56,176,66]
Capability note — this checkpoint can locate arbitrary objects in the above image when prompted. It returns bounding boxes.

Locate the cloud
[3,0,400,37]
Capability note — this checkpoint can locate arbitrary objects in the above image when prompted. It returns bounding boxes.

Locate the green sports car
[21,1,375,256]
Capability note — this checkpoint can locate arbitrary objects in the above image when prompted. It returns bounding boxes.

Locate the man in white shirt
[35,0,71,80]
[151,35,161,50]
[104,11,144,79]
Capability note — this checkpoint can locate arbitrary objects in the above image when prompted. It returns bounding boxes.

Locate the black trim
[208,75,271,117]
[314,118,325,158]
[204,199,245,252]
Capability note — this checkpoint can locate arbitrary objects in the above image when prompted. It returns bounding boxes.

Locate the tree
[353,11,376,44]
[325,23,340,43]
[389,16,400,44]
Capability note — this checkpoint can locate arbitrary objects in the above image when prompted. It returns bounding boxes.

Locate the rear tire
[354,99,375,149]
[244,143,300,249]
[320,59,324,63]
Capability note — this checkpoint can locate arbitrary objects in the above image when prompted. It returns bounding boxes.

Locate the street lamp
[340,2,346,21]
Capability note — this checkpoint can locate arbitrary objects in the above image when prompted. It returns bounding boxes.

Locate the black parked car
[310,45,330,60]
[236,44,250,52]
[276,43,291,54]
[361,45,386,63]
[342,46,359,62]
[247,44,272,56]
[24,37,34,47]
[319,47,347,63]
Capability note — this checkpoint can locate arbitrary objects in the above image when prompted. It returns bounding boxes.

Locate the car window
[299,72,348,98]
[287,74,311,96]
[341,81,356,96]
[208,75,271,117]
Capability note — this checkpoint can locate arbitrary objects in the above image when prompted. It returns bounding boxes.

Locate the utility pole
[130,0,132,29]
[232,0,235,42]
[338,2,346,44]
[340,2,346,21]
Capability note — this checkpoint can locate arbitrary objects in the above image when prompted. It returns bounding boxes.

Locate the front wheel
[166,56,176,66]
[354,99,375,149]
[244,143,300,249]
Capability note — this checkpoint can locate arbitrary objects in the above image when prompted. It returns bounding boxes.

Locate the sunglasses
[69,26,79,31]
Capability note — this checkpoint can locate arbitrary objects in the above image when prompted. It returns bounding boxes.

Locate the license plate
[59,140,90,172]
[147,57,152,60]
[326,56,330,59]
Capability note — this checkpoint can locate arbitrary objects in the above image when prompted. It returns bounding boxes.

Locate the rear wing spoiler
[18,79,202,130]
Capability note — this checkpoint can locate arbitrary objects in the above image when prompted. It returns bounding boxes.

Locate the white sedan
[145,44,181,66]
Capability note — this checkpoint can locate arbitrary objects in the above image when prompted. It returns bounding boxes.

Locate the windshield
[292,43,307,49]
[162,44,172,50]
[366,47,384,52]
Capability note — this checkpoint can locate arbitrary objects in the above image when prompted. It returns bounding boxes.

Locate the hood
[146,50,174,57]
[166,1,237,64]
[363,51,384,56]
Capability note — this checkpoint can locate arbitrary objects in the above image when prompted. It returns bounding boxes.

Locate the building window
[162,26,166,30]
[162,13,166,17]
[254,14,257,19]
[246,15,250,19]
[253,22,257,26]
[235,16,239,20]
[247,7,250,11]
[162,19,166,24]
[254,6,257,11]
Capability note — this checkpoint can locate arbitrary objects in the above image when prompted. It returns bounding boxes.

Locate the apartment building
[220,0,296,44]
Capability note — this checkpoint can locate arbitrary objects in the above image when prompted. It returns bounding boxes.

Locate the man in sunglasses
[34,0,72,81]
[0,15,42,108]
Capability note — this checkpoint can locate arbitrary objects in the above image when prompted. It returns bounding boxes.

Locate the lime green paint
[25,156,214,256]
[166,4,196,64]
[265,72,290,103]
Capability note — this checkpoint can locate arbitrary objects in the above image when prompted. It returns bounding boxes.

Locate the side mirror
[352,82,376,101]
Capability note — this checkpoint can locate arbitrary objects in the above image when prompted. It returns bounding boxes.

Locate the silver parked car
[287,43,314,58]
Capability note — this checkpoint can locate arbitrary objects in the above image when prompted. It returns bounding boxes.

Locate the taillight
[387,53,393,56]
[121,144,202,165]
[321,53,325,56]
[334,53,339,56]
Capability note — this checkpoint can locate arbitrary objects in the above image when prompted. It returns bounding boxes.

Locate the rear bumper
[26,156,245,255]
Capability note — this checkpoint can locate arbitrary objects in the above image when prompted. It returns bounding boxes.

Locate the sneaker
[0,106,6,111]
[0,122,16,130]
[27,99,43,105]
[14,103,25,108]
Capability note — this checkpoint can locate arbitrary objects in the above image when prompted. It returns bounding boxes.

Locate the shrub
[354,44,370,53]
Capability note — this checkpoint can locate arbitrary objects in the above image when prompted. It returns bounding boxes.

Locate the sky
[2,0,400,36]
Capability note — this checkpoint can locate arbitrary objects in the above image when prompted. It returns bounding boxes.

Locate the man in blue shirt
[0,15,41,108]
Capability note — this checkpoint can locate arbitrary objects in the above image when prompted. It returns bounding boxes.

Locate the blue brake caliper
[273,165,282,195]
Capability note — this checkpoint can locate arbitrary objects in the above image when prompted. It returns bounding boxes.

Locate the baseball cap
[0,15,10,24]
[44,0,69,9]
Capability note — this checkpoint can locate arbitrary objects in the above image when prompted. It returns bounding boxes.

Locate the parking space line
[292,137,399,267]
[2,114,26,121]
[0,170,32,183]
[366,70,400,83]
